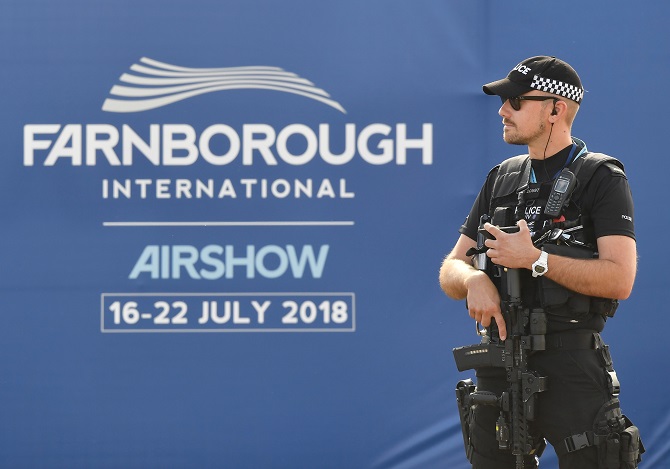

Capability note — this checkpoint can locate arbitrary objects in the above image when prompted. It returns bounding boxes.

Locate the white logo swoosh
[102,57,346,113]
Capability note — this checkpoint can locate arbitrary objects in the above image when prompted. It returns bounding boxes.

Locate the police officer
[439,56,642,468]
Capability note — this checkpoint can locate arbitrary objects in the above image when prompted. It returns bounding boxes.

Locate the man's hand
[439,234,508,340]
[464,271,507,340]
[483,219,540,270]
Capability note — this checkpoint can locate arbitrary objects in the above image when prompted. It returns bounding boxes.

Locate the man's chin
[503,133,526,145]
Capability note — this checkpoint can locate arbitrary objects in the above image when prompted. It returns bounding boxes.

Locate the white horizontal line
[101,328,355,333]
[103,221,355,227]
[102,292,355,296]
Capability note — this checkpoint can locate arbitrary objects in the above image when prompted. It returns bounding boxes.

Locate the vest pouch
[537,244,595,320]
[619,415,643,469]
[592,398,625,469]
[598,434,621,469]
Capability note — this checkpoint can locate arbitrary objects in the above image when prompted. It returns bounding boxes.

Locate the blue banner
[1,1,667,467]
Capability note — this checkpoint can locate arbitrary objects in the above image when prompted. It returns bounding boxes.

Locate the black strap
[489,154,530,214]
[567,152,625,203]
[542,330,598,350]
[560,431,598,456]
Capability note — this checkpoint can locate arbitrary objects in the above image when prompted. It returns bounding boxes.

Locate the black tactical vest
[487,151,624,322]
[489,152,624,241]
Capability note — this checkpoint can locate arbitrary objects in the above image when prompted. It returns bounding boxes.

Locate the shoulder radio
[544,168,577,218]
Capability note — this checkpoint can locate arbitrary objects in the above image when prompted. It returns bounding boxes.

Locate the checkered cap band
[531,75,584,103]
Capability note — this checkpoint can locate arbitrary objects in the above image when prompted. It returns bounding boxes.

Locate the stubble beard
[503,120,546,146]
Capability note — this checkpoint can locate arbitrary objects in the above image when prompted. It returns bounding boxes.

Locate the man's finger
[494,313,507,340]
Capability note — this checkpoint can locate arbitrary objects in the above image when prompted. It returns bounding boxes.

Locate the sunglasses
[503,95,558,111]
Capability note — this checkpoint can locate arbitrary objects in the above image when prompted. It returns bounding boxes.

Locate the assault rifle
[453,215,549,469]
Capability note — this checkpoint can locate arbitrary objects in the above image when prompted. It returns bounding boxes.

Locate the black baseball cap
[483,56,584,104]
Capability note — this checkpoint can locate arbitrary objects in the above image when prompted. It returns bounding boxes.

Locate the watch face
[535,266,546,273]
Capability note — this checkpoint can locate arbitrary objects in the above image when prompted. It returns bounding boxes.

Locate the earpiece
[551,106,558,116]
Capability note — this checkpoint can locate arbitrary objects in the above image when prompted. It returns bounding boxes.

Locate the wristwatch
[531,249,549,278]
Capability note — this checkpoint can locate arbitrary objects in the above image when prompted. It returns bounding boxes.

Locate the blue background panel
[0,1,667,467]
